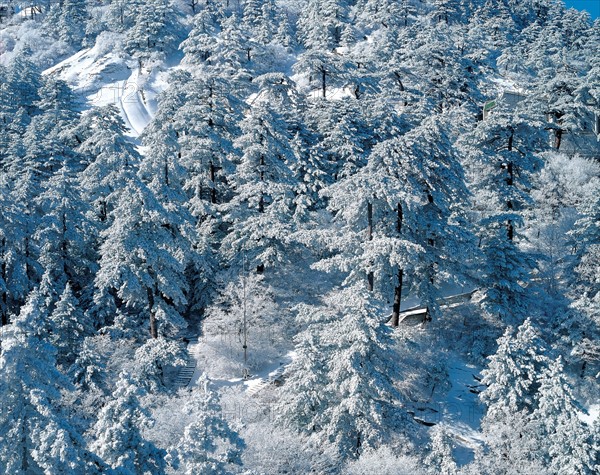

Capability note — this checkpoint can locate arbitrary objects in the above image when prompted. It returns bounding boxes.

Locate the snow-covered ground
[433,357,485,463]
[580,403,600,426]
[43,43,168,137]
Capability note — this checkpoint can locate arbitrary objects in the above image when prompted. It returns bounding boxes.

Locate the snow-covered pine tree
[477,319,551,469]
[351,0,405,30]
[314,112,471,323]
[306,99,369,182]
[7,170,43,306]
[424,426,458,475]
[277,285,408,459]
[395,17,476,118]
[2,55,41,117]
[0,289,101,474]
[180,8,218,65]
[297,0,351,51]
[559,157,600,370]
[48,282,89,368]
[294,49,348,100]
[17,79,81,180]
[94,177,189,339]
[125,0,181,68]
[35,163,97,298]
[459,96,547,324]
[90,371,166,473]
[174,374,245,474]
[531,356,598,474]
[275,302,336,435]
[209,14,256,85]
[480,319,550,419]
[249,73,329,221]
[220,101,296,273]
[77,104,141,223]
[106,0,140,33]
[0,175,29,325]
[35,77,80,135]
[55,0,89,48]
[429,0,464,25]
[152,72,231,211]
[242,0,278,45]
[133,337,186,391]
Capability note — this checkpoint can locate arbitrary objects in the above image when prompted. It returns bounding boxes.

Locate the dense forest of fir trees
[0,0,599,473]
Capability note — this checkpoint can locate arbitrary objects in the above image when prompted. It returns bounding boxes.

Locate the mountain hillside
[0,0,599,473]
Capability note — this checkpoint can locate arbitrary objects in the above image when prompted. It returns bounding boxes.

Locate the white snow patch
[119,68,153,136]
[579,404,600,426]
[0,323,15,344]
[187,348,296,395]
[429,357,486,464]
[43,41,168,136]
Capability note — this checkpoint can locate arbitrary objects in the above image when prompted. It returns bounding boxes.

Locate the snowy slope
[434,358,485,463]
[43,43,169,137]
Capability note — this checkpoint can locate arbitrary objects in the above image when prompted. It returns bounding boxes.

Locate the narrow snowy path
[182,347,294,396]
[118,68,153,136]
[430,357,486,464]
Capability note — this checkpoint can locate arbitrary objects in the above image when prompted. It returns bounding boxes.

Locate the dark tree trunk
[391,268,404,327]
[25,236,33,284]
[1,297,6,326]
[256,154,266,273]
[394,72,407,106]
[506,132,515,238]
[367,272,374,292]
[147,287,158,338]
[367,201,374,291]
[391,203,404,327]
[258,155,265,213]
[21,438,28,472]
[258,195,264,213]
[321,68,327,99]
[554,129,563,150]
[1,237,6,326]
[62,212,69,279]
[100,199,107,222]
[209,161,217,204]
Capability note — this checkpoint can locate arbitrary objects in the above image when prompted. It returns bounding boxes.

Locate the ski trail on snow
[119,68,152,137]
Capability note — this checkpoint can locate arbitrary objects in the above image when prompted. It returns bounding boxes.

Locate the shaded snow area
[430,358,485,464]
[43,43,168,137]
